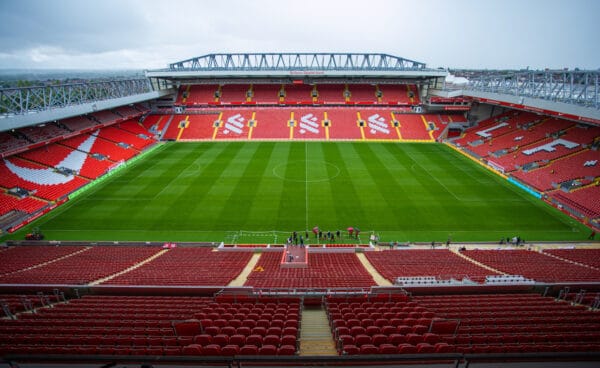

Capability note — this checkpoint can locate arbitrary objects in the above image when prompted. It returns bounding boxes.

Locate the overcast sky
[0,0,598,70]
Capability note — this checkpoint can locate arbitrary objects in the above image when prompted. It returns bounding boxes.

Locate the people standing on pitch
[300,235,304,247]
[336,230,341,240]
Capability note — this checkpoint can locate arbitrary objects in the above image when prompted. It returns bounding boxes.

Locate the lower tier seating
[244,252,375,288]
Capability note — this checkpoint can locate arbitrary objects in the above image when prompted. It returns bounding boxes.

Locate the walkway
[299,307,338,356]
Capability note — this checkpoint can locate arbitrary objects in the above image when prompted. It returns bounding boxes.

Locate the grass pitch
[6,142,588,243]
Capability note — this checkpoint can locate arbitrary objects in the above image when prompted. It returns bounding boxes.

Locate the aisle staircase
[299,307,338,356]
[89,249,169,285]
[450,248,507,275]
[356,252,392,286]
[228,253,261,286]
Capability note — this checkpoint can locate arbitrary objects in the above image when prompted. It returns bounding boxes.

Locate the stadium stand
[214,110,255,140]
[348,84,377,103]
[0,192,47,216]
[283,84,313,104]
[183,84,219,105]
[0,157,89,200]
[85,132,138,161]
[378,84,414,105]
[220,84,250,104]
[60,115,98,133]
[0,246,86,275]
[365,249,498,284]
[0,294,300,356]
[462,249,600,282]
[545,248,600,269]
[326,108,364,140]
[315,84,346,104]
[18,143,79,167]
[244,252,375,288]
[96,126,153,150]
[90,110,122,124]
[396,114,433,141]
[551,185,600,219]
[251,109,294,140]
[117,119,152,136]
[252,84,281,104]
[0,246,161,284]
[18,123,70,144]
[141,114,170,136]
[511,149,600,192]
[114,105,143,120]
[179,114,221,140]
[413,293,600,354]
[0,131,29,156]
[105,247,252,286]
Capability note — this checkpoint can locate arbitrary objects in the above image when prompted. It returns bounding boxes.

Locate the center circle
[272,160,341,183]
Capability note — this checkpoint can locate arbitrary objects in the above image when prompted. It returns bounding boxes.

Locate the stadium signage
[289,71,325,75]
[443,105,470,111]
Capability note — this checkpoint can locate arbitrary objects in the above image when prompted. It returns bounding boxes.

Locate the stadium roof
[146,52,447,79]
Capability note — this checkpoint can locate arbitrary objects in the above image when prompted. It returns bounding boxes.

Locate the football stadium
[1,50,600,368]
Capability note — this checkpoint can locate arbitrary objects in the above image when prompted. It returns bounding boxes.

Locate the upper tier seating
[105,248,252,286]
[413,293,600,354]
[60,116,98,132]
[348,84,376,103]
[462,249,600,282]
[0,295,300,356]
[326,296,446,355]
[220,84,249,104]
[316,84,346,104]
[187,84,219,105]
[283,84,313,104]
[18,123,70,144]
[252,84,281,104]
[377,84,414,105]
[244,252,375,288]
[0,132,29,156]
[0,246,161,284]
[365,249,497,283]
[114,105,142,120]
[90,110,122,124]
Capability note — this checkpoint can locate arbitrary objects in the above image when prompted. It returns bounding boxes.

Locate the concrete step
[299,307,338,356]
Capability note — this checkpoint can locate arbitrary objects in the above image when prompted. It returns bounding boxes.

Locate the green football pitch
[5,141,589,243]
